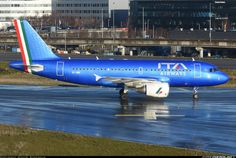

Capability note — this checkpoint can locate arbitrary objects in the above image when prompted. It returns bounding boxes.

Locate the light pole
[112,2,115,51]
[197,23,200,30]
[101,8,104,49]
[152,25,155,39]
[113,2,115,37]
[107,19,110,28]
[101,8,104,39]
[142,7,145,38]
[147,19,150,37]
[64,31,67,52]
[209,3,212,42]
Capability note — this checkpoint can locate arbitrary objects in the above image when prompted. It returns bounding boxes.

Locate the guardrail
[1,36,236,48]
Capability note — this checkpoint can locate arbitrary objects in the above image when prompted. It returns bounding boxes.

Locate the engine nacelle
[137,82,170,98]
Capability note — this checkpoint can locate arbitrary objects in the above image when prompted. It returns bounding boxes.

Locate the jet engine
[136,82,170,98]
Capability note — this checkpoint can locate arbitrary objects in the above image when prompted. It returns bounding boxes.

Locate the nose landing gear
[119,88,128,100]
[193,87,199,100]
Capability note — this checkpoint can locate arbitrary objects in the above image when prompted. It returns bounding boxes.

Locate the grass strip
[0,124,223,156]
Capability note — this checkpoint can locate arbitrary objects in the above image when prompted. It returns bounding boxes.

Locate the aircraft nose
[220,72,230,84]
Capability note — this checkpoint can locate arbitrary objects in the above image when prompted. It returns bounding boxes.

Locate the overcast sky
[109,0,129,10]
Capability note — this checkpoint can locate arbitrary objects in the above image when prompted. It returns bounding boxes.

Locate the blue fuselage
[10,59,229,88]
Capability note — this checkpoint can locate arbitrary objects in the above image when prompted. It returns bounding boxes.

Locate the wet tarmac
[0,85,235,154]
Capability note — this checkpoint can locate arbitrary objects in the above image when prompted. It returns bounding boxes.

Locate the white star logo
[94,74,102,81]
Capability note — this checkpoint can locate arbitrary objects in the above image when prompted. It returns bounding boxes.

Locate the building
[0,0,109,23]
[51,0,109,28]
[129,0,236,31]
[111,9,129,28]
[109,0,129,16]
[0,0,52,21]
[52,0,109,20]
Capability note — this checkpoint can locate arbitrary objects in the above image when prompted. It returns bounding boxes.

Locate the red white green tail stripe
[13,19,32,73]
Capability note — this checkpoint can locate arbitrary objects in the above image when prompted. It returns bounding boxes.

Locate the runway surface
[0,85,235,154]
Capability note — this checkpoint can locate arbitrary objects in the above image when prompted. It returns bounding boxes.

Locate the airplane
[10,20,230,100]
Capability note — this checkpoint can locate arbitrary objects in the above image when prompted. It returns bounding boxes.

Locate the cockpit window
[209,67,219,72]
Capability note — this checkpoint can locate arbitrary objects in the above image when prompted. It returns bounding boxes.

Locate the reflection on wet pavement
[0,85,235,154]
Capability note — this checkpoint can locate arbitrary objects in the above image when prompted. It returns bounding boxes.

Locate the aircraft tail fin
[13,19,59,72]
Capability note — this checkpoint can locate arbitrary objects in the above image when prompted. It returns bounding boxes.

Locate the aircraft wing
[105,77,155,88]
[100,75,170,98]
[97,75,170,88]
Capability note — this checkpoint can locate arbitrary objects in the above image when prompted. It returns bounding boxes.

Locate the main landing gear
[119,88,128,100]
[193,87,199,100]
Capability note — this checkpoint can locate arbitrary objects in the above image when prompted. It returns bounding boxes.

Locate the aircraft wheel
[120,93,128,100]
[119,89,124,96]
[193,94,199,100]
[119,88,128,100]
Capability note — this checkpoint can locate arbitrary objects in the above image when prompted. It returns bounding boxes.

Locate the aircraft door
[138,67,143,75]
[194,63,201,78]
[56,61,64,77]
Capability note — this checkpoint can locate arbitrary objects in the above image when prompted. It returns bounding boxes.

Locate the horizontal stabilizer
[11,64,44,72]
